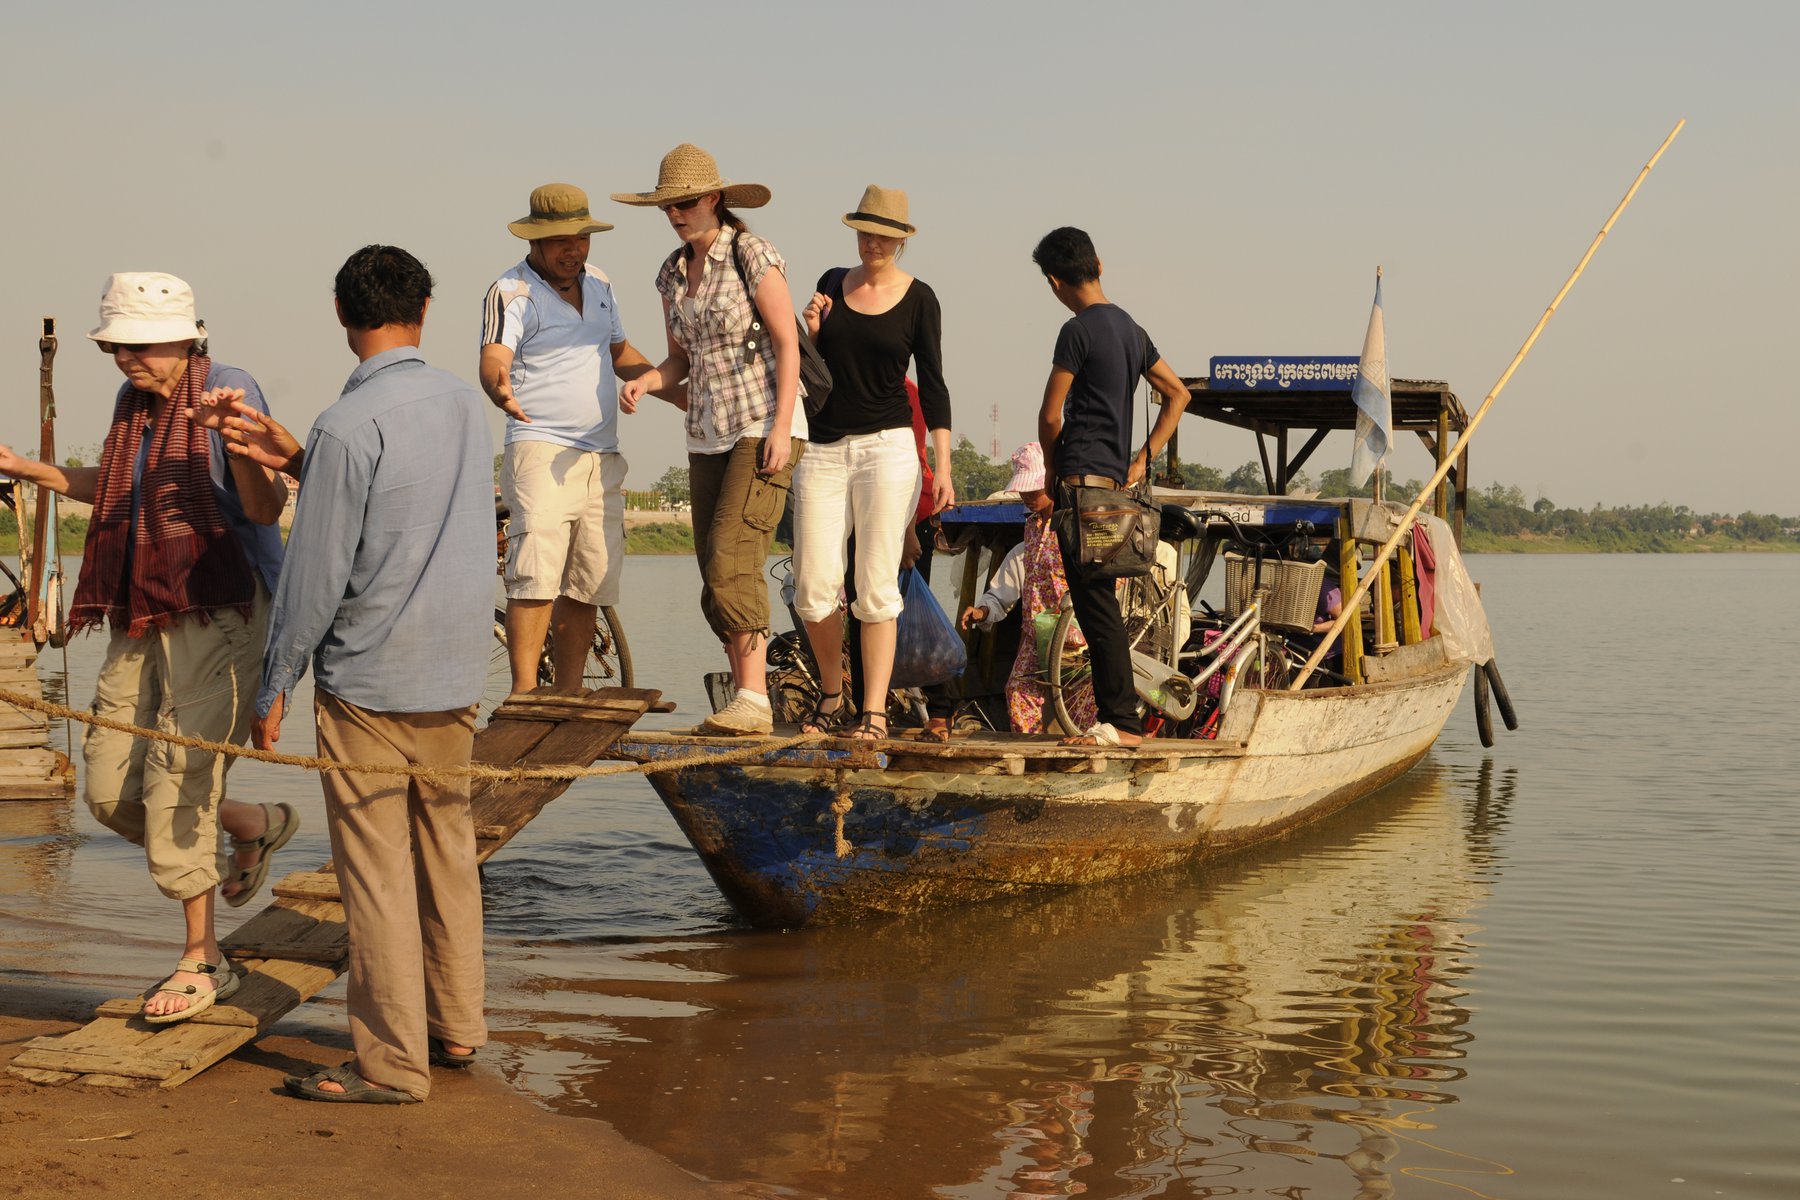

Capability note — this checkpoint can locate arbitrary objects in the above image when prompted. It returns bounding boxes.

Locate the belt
[1059,474,1120,490]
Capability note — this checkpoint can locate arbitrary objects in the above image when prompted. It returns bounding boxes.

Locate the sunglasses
[660,197,704,214]
[97,341,153,355]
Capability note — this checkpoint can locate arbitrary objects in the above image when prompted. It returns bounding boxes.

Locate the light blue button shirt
[258,347,493,717]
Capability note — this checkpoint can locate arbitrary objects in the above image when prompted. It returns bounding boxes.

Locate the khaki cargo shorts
[499,440,627,606]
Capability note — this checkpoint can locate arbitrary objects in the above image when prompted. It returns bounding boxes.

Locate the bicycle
[482,499,633,716]
[1044,508,1331,738]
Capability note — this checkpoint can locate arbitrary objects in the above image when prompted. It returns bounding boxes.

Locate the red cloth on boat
[1411,521,1437,636]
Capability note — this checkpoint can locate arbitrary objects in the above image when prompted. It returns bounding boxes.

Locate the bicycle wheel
[586,604,633,690]
[1047,578,1183,738]
[1045,602,1095,738]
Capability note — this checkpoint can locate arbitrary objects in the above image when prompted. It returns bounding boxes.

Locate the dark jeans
[1054,483,1142,735]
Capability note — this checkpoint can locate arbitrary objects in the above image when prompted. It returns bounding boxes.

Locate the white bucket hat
[87,272,203,346]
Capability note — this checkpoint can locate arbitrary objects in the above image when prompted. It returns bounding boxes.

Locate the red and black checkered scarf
[68,355,256,637]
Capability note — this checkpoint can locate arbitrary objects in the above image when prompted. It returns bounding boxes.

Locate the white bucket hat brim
[87,272,203,345]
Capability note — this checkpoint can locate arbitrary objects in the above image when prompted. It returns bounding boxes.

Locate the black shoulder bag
[1068,364,1162,580]
[729,237,833,420]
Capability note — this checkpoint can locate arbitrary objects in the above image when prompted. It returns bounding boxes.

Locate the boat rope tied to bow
[830,768,855,859]
[0,686,822,785]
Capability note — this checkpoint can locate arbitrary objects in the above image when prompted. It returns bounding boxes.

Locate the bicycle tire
[590,604,634,690]
[1046,603,1093,738]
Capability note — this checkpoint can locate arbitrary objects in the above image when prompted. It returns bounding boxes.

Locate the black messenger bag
[1070,480,1160,580]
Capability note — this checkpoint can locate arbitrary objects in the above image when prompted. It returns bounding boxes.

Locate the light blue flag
[1350,272,1392,487]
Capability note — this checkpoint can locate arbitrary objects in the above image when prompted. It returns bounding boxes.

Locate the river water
[3,553,1796,1198]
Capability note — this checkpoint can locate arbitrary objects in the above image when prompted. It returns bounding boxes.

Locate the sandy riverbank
[0,982,757,1200]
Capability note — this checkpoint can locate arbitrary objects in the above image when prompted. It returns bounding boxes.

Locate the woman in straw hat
[0,272,297,1023]
[615,144,807,736]
[792,185,953,740]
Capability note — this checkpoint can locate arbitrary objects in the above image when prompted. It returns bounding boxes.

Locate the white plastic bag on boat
[1417,515,1494,666]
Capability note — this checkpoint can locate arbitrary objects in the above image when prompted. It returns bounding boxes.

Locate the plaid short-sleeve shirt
[656,228,802,446]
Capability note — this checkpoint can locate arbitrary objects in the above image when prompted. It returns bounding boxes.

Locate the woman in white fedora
[793,185,954,740]
[0,273,296,1023]
[615,144,807,736]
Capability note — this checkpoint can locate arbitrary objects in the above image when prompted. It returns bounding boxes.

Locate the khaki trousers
[83,586,269,900]
[689,436,802,640]
[315,690,485,1101]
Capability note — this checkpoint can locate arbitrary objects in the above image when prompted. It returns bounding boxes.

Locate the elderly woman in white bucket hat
[792,184,954,740]
[615,144,807,736]
[0,273,295,1023]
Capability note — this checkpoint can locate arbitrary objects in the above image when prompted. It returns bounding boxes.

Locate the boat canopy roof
[1157,360,1472,542]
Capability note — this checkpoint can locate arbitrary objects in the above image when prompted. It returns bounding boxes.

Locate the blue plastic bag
[890,567,968,689]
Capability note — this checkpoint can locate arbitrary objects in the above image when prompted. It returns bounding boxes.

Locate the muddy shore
[0,982,758,1200]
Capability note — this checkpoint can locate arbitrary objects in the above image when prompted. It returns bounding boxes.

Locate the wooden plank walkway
[0,636,75,802]
[7,686,666,1089]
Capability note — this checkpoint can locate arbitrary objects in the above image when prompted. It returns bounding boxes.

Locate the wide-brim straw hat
[843,184,915,237]
[86,272,203,345]
[610,144,771,209]
[508,183,614,240]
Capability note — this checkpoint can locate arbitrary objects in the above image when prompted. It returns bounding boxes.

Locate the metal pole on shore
[1289,119,1686,690]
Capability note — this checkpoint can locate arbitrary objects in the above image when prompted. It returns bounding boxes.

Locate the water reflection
[503,764,1505,1197]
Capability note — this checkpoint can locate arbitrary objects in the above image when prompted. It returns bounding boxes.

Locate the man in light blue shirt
[479,182,665,698]
[258,245,491,1105]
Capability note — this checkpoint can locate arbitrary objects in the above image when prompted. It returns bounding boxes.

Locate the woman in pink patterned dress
[958,443,1096,735]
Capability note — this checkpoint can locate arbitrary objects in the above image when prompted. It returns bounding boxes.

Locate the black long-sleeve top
[810,269,951,445]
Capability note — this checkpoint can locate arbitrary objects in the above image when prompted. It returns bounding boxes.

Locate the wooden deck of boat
[0,637,74,801]
[6,687,665,1090]
[620,724,1248,776]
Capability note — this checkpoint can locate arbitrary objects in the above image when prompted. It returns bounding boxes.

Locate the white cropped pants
[791,427,921,624]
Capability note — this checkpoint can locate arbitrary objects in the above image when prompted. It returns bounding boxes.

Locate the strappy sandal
[798,691,845,736]
[917,717,951,744]
[222,801,299,908]
[142,955,240,1025]
[846,713,888,742]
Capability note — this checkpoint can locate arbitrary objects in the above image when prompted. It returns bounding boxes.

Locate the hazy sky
[4,2,1794,513]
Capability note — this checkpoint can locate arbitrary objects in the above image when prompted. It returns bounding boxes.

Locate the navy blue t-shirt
[1050,304,1159,484]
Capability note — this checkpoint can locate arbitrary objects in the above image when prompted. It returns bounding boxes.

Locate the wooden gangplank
[7,687,666,1089]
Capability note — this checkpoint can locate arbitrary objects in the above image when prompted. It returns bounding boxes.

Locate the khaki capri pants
[82,585,269,901]
[689,436,803,641]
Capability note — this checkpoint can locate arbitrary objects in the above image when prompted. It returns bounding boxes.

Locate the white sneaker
[700,692,773,737]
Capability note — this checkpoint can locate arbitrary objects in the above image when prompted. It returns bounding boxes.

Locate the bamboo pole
[1290,119,1685,690]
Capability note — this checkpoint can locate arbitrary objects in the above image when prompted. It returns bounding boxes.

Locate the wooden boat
[615,367,1495,927]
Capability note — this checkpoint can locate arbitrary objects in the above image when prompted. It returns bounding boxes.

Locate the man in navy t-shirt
[1033,226,1191,746]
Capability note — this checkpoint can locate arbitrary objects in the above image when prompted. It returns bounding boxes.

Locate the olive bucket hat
[507,183,614,240]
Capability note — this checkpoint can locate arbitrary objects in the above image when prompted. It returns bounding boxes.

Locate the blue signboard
[1210,356,1360,393]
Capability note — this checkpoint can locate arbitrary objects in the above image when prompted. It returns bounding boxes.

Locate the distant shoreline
[1462,532,1800,554]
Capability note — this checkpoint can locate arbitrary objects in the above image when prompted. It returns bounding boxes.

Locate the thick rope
[0,686,823,785]
[830,768,855,859]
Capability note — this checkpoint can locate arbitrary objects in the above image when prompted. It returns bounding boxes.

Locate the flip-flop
[142,956,240,1026]
[222,801,299,908]
[429,1037,478,1069]
[284,1063,419,1105]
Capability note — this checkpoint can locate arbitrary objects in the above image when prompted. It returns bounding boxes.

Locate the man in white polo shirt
[480,182,665,695]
